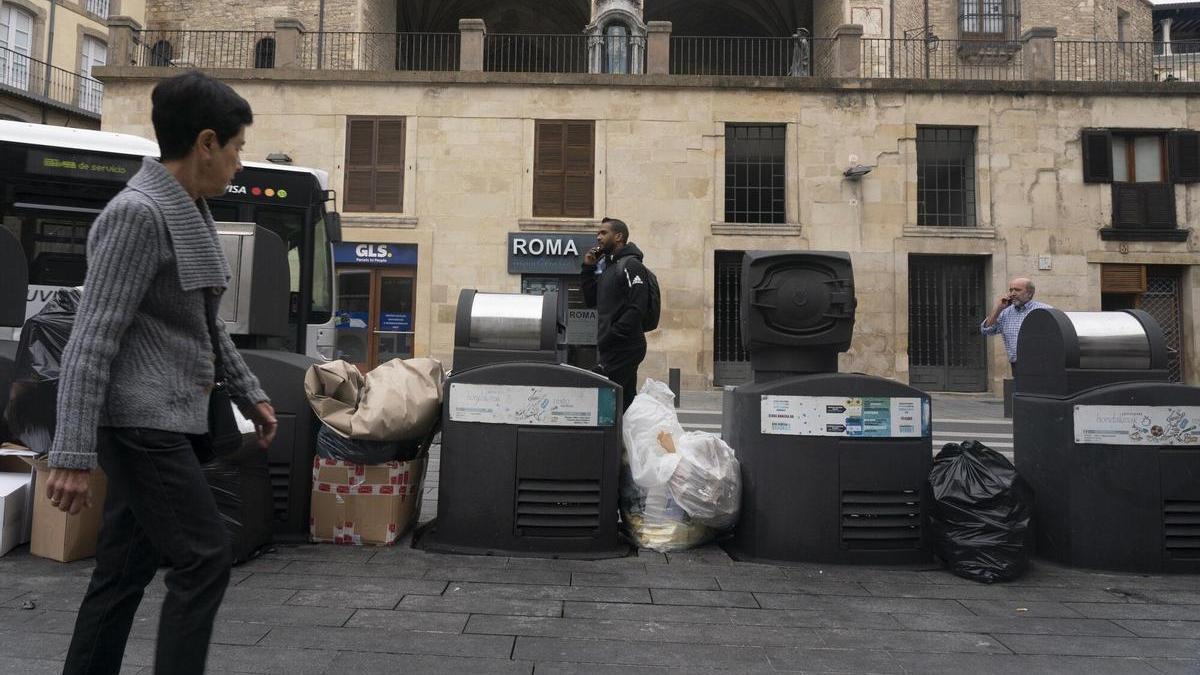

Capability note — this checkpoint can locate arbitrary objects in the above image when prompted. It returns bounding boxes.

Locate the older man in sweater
[45,72,277,675]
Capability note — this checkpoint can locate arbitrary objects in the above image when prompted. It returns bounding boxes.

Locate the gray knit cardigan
[48,158,269,470]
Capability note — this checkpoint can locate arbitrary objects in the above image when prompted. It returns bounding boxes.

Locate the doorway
[1102,264,1185,383]
[335,268,415,371]
[908,255,988,392]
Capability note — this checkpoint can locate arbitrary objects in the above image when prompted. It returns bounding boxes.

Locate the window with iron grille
[725,124,786,224]
[534,120,595,218]
[344,117,405,212]
[959,0,1019,41]
[917,126,977,227]
[254,38,276,69]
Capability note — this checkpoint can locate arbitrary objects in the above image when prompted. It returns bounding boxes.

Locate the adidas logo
[625,268,644,286]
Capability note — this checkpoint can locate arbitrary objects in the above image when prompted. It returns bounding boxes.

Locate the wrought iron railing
[860,37,1026,80]
[484,33,592,73]
[299,32,459,71]
[0,45,103,116]
[134,30,275,68]
[1056,40,1160,82]
[669,35,835,77]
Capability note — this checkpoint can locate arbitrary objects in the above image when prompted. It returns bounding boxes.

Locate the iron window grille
[959,0,1020,42]
[724,124,786,224]
[917,126,977,227]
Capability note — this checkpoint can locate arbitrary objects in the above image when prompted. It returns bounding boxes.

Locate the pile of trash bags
[620,379,741,551]
[304,358,444,463]
[927,440,1034,583]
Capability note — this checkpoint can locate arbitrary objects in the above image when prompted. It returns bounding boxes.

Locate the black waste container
[1014,308,1200,573]
[0,227,28,442]
[721,251,933,565]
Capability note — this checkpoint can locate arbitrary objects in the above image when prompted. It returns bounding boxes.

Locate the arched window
[149,39,173,66]
[254,37,275,69]
[602,22,631,74]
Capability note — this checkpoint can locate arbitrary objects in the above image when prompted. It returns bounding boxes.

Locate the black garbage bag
[201,438,274,565]
[316,423,424,464]
[4,289,80,455]
[927,440,1034,584]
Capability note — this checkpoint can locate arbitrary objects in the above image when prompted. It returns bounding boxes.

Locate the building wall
[98,76,1200,391]
[142,0,389,31]
[0,93,101,127]
[892,0,1154,41]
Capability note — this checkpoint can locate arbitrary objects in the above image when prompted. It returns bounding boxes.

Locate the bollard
[668,368,681,408]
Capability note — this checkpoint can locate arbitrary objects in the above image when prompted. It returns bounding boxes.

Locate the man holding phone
[981,277,1052,374]
[582,217,650,411]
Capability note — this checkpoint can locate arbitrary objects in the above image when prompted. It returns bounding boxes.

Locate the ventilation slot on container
[1165,500,1200,560]
[269,462,292,523]
[515,479,601,537]
[841,490,922,550]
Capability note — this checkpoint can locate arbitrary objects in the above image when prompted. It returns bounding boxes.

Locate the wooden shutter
[1169,129,1200,183]
[344,117,405,212]
[534,120,594,217]
[1101,264,1147,293]
[1143,183,1177,229]
[1081,129,1113,183]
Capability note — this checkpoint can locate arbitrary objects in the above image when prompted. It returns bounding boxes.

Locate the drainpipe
[316,0,325,68]
[42,0,57,123]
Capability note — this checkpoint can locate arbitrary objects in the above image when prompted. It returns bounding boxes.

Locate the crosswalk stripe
[936,418,1012,425]
[929,431,1013,439]
[934,438,1013,448]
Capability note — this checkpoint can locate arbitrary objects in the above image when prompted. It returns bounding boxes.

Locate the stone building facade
[94,0,1197,393]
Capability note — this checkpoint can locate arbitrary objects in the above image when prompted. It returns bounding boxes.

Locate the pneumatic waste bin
[1013,308,1200,573]
[417,290,626,558]
[722,251,933,565]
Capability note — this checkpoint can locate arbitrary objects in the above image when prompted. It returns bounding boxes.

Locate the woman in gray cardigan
[45,71,277,675]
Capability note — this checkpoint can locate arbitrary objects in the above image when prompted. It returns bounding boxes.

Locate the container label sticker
[1073,405,1200,446]
[449,383,616,427]
[760,396,930,438]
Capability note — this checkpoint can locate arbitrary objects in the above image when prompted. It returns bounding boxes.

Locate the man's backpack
[617,258,661,332]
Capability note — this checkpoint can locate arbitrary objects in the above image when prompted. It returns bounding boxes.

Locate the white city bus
[0,121,338,359]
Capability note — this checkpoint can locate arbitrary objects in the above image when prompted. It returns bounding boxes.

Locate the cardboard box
[0,445,38,554]
[310,455,426,545]
[23,454,108,562]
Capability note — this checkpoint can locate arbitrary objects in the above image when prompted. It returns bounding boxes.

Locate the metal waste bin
[1013,308,1200,572]
[723,251,933,565]
[418,290,626,558]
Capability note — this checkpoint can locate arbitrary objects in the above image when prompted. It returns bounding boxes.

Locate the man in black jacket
[582,217,649,411]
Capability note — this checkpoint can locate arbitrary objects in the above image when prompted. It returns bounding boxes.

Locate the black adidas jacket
[581,242,650,359]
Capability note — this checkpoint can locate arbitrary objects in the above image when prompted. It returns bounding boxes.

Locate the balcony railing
[135,30,275,68]
[299,32,459,71]
[861,37,1026,80]
[114,25,1200,86]
[670,35,835,77]
[0,45,103,116]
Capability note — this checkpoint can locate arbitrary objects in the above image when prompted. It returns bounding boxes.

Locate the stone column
[831,24,863,78]
[106,16,142,67]
[274,19,305,69]
[646,21,671,75]
[459,18,486,72]
[1021,27,1057,81]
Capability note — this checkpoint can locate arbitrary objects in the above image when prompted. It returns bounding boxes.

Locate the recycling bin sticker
[760,396,930,438]
[449,383,617,427]
[1073,405,1200,446]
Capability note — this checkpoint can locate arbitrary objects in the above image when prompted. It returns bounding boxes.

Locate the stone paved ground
[1,390,1198,674]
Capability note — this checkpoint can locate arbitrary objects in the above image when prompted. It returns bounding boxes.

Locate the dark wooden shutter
[1111,183,1143,229]
[344,117,405,212]
[1144,183,1177,228]
[563,122,594,218]
[1081,129,1113,183]
[1169,129,1200,183]
[534,120,594,217]
[1101,264,1147,293]
[374,119,405,211]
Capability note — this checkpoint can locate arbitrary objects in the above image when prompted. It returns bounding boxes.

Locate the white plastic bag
[669,432,741,530]
[621,379,684,488]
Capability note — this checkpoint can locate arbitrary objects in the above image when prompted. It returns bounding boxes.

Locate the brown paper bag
[305,358,444,441]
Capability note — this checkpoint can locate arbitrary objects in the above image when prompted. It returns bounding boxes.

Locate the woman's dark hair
[151,71,253,161]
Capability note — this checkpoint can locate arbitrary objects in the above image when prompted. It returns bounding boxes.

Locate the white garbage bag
[669,432,741,530]
[621,378,684,488]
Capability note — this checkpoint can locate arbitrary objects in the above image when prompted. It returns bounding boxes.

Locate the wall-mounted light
[843,164,873,180]
[266,152,293,164]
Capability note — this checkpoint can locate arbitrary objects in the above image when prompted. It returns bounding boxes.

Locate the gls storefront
[509,232,598,370]
[333,242,418,371]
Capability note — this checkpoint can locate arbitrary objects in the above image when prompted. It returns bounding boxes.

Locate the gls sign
[507,232,597,275]
[355,244,392,259]
[333,242,418,266]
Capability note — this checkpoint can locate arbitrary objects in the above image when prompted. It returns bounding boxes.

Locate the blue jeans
[63,427,232,675]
